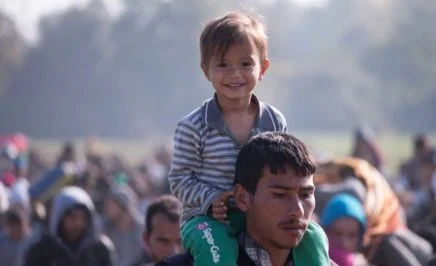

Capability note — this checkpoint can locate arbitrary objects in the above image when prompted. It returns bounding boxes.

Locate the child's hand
[211,191,233,223]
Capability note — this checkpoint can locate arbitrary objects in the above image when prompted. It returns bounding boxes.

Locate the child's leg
[181,216,238,266]
[227,209,246,235]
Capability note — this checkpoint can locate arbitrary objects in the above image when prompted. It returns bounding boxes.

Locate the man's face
[61,208,89,243]
[103,198,124,222]
[143,213,182,262]
[5,223,27,241]
[236,165,315,250]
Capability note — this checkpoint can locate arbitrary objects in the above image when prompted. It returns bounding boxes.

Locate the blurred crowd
[0,129,435,266]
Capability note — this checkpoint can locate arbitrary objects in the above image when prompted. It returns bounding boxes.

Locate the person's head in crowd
[143,195,182,262]
[13,154,28,178]
[57,141,77,165]
[321,193,367,266]
[352,126,384,170]
[414,133,433,157]
[234,132,317,252]
[3,208,31,241]
[353,126,375,150]
[154,145,172,167]
[104,184,140,225]
[50,186,99,246]
[419,150,436,189]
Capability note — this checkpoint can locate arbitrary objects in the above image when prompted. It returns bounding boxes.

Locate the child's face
[328,217,361,252]
[202,39,269,103]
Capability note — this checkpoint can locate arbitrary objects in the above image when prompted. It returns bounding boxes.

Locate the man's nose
[288,198,304,217]
[173,243,183,254]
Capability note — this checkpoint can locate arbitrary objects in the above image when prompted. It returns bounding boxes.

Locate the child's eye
[217,63,227,68]
[242,61,253,67]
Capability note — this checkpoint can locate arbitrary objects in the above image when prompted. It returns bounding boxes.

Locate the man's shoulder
[24,233,59,258]
[88,234,115,253]
[130,251,153,266]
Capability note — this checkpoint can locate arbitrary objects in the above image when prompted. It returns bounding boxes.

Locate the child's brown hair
[200,11,268,67]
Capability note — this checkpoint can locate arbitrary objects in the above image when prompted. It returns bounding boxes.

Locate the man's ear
[201,63,210,81]
[142,232,149,246]
[234,184,251,212]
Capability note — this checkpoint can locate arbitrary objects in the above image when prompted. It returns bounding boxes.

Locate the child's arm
[168,119,222,214]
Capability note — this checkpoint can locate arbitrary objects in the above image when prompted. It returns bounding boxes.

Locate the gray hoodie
[0,219,32,266]
[49,186,101,249]
[102,185,144,266]
[23,186,117,266]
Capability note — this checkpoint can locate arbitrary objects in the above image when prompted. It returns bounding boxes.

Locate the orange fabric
[317,157,405,246]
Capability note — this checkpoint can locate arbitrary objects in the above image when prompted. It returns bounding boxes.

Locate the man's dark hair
[145,195,182,234]
[235,132,317,194]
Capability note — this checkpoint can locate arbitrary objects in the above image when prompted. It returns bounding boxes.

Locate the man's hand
[211,191,233,223]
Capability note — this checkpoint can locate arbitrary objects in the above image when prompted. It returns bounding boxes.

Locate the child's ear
[234,184,251,212]
[258,58,270,81]
[201,63,211,81]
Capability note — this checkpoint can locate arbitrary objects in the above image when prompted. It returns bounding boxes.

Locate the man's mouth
[279,221,307,231]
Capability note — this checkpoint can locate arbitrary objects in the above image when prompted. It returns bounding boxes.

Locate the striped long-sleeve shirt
[169,94,287,224]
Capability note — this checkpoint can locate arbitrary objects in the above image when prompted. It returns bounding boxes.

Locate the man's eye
[300,191,313,199]
[158,239,170,244]
[272,192,286,198]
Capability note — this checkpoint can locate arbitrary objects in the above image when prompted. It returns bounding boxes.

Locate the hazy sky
[0,0,329,44]
[0,0,124,43]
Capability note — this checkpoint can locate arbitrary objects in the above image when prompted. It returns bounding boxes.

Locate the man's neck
[242,230,291,266]
[270,250,292,266]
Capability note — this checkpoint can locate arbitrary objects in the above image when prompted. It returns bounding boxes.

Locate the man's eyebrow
[301,185,315,191]
[268,184,291,190]
[268,184,315,191]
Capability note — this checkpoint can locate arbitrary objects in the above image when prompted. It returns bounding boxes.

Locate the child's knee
[182,218,238,266]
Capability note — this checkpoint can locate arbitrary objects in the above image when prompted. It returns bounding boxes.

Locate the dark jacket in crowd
[155,247,255,266]
[155,247,339,266]
[130,251,153,266]
[23,186,117,266]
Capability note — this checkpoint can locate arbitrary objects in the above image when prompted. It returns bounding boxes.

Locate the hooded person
[351,126,384,173]
[101,184,144,266]
[0,208,33,266]
[321,193,369,266]
[315,158,433,265]
[23,186,117,266]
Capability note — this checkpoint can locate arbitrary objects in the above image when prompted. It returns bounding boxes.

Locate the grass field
[31,132,436,178]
